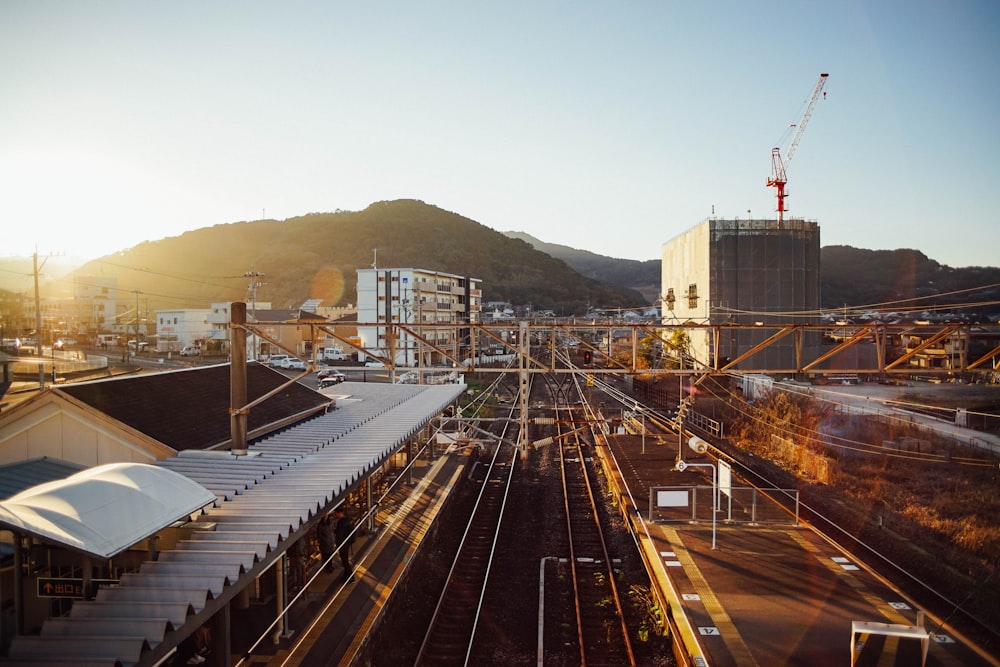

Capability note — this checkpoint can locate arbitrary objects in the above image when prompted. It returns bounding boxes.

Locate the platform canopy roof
[0,462,216,559]
[3,381,465,666]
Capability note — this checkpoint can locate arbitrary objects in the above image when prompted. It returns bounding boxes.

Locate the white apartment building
[356,268,482,367]
[72,276,121,334]
[155,308,213,353]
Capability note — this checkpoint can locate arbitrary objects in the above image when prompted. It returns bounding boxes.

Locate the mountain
[52,200,644,315]
[4,201,996,320]
[504,233,1000,317]
[819,246,1000,314]
[504,232,661,304]
[0,255,91,293]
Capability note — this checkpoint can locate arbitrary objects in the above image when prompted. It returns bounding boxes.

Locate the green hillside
[506,233,1000,318]
[63,200,644,315]
[819,246,1000,313]
[504,231,661,303]
[7,202,996,321]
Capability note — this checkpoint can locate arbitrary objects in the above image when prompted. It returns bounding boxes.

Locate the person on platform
[317,513,336,574]
[334,507,356,583]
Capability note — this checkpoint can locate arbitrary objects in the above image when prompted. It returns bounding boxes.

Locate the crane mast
[767,72,829,225]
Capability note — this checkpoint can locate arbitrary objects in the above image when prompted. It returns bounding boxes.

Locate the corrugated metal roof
[6,381,464,666]
[56,363,331,451]
[0,458,87,500]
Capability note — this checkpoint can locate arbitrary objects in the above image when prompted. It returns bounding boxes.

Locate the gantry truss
[241,320,1000,378]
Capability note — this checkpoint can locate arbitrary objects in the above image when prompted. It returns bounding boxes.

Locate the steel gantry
[226,312,999,453]
[235,319,1000,379]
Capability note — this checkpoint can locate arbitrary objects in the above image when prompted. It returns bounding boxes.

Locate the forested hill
[21,202,997,318]
[506,233,999,315]
[504,232,661,304]
[819,246,1000,312]
[63,200,644,314]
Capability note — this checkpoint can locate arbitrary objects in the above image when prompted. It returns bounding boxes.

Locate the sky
[1,1,998,269]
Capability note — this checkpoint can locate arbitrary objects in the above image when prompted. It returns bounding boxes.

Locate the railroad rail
[554,384,637,666]
[413,389,521,666]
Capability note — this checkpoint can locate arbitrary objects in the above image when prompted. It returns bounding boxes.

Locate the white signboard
[656,490,689,508]
[719,460,732,498]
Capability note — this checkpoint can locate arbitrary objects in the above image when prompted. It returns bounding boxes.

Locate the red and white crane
[767,72,829,224]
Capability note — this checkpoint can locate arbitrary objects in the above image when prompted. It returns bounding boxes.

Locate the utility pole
[230,302,248,454]
[244,268,265,360]
[134,290,140,353]
[32,251,49,389]
[416,286,423,375]
[518,320,530,455]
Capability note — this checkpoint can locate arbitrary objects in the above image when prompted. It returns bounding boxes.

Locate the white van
[267,354,291,367]
[320,347,348,361]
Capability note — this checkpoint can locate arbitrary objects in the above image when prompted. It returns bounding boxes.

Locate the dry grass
[730,391,1000,638]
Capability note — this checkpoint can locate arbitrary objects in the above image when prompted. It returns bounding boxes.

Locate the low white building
[155,308,213,353]
[206,301,275,358]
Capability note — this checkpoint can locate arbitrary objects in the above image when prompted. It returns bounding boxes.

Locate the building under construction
[661,217,821,371]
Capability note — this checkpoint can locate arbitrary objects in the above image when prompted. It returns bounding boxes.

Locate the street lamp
[51,339,63,384]
[674,459,717,550]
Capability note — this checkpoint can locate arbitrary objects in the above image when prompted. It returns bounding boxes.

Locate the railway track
[413,388,520,666]
[387,358,668,665]
[549,374,636,667]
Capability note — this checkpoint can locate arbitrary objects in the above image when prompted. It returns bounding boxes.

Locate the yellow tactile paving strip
[661,524,759,667]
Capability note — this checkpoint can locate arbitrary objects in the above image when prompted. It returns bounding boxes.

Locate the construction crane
[767,73,829,225]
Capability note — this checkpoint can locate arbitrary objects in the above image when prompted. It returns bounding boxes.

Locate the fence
[649,485,799,526]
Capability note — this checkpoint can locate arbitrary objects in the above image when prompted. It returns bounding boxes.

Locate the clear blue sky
[2,1,998,267]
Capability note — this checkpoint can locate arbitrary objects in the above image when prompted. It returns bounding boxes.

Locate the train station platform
[601,433,998,667]
[232,444,469,666]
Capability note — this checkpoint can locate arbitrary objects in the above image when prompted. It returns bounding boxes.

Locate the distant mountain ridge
[503,232,661,304]
[506,232,1000,315]
[819,246,1000,312]
[41,200,644,315]
[2,200,996,319]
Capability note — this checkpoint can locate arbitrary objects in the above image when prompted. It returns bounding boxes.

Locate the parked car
[284,358,308,371]
[180,346,200,356]
[364,360,386,368]
[266,354,291,367]
[318,372,347,389]
[317,369,347,384]
[394,371,418,384]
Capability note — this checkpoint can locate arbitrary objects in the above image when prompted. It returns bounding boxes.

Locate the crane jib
[768,73,829,222]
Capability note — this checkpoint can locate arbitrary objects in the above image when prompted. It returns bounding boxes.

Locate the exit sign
[36,577,118,599]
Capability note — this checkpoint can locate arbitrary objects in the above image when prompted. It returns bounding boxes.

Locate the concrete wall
[662,218,821,371]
